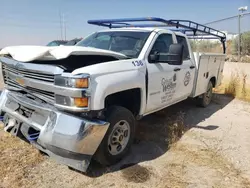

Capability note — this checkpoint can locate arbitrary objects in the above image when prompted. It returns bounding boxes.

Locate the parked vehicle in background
[46,38,82,47]
[0,17,226,172]
[64,38,83,46]
[47,40,68,46]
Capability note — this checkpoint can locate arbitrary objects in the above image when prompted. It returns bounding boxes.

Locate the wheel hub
[108,120,130,155]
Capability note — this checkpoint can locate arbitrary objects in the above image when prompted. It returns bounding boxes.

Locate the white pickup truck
[0,17,226,172]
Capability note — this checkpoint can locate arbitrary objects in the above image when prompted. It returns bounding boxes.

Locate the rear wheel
[94,106,135,166]
[197,81,213,107]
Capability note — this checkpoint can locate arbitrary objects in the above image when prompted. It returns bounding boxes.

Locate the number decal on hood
[132,60,143,67]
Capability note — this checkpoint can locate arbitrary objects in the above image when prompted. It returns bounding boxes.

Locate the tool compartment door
[193,54,209,97]
[194,54,225,97]
[207,54,226,87]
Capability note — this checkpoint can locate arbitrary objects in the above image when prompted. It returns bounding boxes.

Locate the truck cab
[0,17,226,172]
[143,29,196,114]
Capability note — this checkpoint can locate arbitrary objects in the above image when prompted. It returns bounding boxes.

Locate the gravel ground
[1,95,250,188]
[0,62,250,188]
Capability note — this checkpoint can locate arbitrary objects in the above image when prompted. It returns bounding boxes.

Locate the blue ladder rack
[88,17,226,53]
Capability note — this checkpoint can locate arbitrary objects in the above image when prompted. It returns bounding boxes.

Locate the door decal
[184,71,191,86]
[161,73,177,103]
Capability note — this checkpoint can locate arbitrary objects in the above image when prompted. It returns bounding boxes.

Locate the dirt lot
[0,62,250,188]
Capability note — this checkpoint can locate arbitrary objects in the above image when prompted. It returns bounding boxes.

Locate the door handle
[174,68,181,72]
[190,65,195,69]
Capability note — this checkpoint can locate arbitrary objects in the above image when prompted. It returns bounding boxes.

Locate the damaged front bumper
[0,89,109,172]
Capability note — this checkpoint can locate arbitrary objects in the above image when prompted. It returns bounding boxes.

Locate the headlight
[54,73,90,111]
[54,73,89,88]
[75,78,88,88]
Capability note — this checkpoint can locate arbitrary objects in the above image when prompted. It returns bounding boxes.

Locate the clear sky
[1,0,250,48]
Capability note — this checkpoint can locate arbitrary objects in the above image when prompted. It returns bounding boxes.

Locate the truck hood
[0,45,127,62]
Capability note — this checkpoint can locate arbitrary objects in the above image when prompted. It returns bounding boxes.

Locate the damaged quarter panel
[72,58,147,114]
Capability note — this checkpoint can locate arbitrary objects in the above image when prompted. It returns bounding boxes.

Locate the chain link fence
[190,13,250,62]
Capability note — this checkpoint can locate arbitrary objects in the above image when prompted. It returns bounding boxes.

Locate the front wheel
[197,81,213,107]
[94,106,136,166]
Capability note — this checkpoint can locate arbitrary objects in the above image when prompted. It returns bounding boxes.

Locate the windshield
[76,31,150,58]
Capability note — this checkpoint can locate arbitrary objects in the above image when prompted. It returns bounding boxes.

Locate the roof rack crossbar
[188,37,221,40]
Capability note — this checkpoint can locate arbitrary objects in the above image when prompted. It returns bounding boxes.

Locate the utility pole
[238,6,248,61]
[59,11,67,40]
[238,13,241,61]
[59,11,63,40]
[62,13,65,40]
[64,15,67,41]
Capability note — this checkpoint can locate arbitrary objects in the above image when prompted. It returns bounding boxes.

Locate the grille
[2,64,55,101]
[2,64,54,83]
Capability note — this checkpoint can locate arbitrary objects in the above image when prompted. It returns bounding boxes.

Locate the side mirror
[149,44,184,65]
[168,43,184,65]
[149,51,159,62]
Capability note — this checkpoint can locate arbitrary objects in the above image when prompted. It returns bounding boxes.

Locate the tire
[94,106,136,166]
[197,81,213,107]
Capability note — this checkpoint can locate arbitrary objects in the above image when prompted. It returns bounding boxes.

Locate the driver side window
[149,34,173,55]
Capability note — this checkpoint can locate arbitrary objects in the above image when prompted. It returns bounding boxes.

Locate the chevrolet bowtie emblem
[16,77,25,86]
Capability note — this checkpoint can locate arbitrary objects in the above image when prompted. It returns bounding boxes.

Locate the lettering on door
[161,73,177,103]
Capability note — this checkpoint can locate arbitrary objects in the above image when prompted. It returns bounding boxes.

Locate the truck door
[174,35,195,101]
[145,32,179,113]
